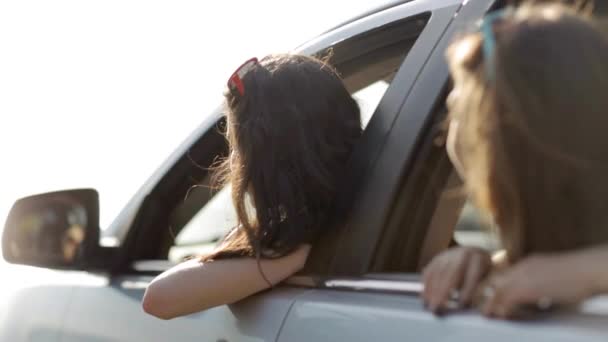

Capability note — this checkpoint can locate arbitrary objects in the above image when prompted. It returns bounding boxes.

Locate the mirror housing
[2,189,111,270]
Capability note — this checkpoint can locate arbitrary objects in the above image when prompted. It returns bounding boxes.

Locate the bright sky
[0,0,382,253]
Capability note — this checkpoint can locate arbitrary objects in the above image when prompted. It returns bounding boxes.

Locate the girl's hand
[479,251,599,319]
[422,246,492,313]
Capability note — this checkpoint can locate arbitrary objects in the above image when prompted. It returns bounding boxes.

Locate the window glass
[169,186,234,262]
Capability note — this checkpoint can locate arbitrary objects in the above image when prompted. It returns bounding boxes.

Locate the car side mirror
[2,189,101,269]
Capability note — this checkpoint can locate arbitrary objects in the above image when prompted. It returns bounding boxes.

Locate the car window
[169,79,398,262]
[164,13,431,263]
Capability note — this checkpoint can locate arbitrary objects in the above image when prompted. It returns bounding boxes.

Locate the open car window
[168,71,413,262]
[168,79,392,262]
[166,14,430,263]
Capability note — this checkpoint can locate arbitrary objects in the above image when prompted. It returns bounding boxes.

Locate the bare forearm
[577,245,608,296]
[142,245,310,319]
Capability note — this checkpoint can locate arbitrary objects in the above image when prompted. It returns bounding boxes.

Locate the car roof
[321,0,417,35]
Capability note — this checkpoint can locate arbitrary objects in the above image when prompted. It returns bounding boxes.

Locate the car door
[277,1,608,341]
[57,2,440,342]
[0,264,75,342]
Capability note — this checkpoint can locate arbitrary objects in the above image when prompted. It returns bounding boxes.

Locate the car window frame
[165,12,435,267]
[165,11,433,258]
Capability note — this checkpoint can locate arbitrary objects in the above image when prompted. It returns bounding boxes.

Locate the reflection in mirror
[5,193,88,266]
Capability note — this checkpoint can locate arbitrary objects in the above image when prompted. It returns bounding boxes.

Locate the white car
[2,0,608,341]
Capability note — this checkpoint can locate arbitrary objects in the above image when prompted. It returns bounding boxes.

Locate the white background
[0,0,380,255]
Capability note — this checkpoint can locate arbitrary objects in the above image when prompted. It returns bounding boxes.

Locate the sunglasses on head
[227,57,259,96]
[480,9,511,81]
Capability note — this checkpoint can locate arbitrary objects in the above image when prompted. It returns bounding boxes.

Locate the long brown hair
[202,54,361,262]
[447,3,608,262]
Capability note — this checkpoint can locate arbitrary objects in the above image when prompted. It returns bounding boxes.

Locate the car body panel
[278,289,608,342]
[58,273,309,342]
[0,265,75,342]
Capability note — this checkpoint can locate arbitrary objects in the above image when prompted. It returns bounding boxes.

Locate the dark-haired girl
[142,54,361,319]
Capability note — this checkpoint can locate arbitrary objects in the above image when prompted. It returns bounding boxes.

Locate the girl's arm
[480,244,608,319]
[142,244,310,320]
[585,245,608,296]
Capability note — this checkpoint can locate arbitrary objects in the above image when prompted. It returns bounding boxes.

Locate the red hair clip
[227,57,258,96]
